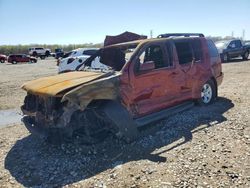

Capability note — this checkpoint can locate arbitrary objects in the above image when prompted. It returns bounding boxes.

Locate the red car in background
[0,54,7,63]
[7,54,37,64]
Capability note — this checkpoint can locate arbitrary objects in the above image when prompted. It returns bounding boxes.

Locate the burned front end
[21,94,66,139]
[20,71,138,144]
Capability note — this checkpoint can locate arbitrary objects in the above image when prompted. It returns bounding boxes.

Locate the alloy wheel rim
[201,84,212,103]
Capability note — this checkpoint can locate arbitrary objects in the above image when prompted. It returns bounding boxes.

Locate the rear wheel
[0,59,4,63]
[32,52,37,57]
[197,80,216,105]
[242,51,249,60]
[12,61,17,64]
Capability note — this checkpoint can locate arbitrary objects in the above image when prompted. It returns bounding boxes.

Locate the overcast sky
[0,0,249,45]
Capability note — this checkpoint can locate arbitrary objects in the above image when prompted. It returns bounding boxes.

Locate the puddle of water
[0,109,22,128]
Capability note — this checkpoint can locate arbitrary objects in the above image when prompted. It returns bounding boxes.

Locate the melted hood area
[22,71,106,96]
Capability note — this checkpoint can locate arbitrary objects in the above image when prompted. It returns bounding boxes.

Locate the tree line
[0,43,103,55]
[0,36,243,55]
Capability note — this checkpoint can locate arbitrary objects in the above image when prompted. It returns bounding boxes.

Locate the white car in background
[58,48,108,73]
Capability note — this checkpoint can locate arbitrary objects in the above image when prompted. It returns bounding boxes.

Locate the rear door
[128,42,184,116]
[174,38,208,98]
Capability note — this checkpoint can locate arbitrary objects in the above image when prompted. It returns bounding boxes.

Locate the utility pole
[242,29,245,41]
[150,30,153,38]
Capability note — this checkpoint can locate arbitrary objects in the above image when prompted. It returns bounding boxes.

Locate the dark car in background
[215,39,250,62]
[0,54,7,63]
[55,48,64,59]
[7,54,37,64]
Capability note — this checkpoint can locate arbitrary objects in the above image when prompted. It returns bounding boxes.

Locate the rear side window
[235,40,242,48]
[207,40,219,58]
[174,41,193,64]
[191,39,203,61]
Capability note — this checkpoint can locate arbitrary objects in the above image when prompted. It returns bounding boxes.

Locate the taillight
[67,57,75,64]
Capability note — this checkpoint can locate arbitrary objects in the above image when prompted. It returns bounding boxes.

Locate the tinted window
[235,40,242,48]
[191,39,203,61]
[165,42,173,67]
[175,41,193,64]
[35,48,44,50]
[83,50,98,56]
[229,41,236,48]
[139,45,165,69]
[207,40,219,58]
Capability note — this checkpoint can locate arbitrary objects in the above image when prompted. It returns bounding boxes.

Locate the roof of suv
[107,35,205,48]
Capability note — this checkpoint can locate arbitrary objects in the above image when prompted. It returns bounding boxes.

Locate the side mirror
[140,61,155,71]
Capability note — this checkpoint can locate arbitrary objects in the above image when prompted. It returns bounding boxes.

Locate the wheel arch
[210,76,218,98]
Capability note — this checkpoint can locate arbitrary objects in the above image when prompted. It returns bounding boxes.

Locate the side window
[207,40,219,58]
[165,42,173,67]
[138,45,165,69]
[191,39,203,61]
[229,41,236,48]
[174,41,193,64]
[235,40,242,48]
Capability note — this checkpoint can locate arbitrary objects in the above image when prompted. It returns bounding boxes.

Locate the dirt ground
[0,59,249,187]
[0,58,57,110]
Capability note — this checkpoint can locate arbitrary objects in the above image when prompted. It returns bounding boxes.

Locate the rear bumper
[216,72,224,86]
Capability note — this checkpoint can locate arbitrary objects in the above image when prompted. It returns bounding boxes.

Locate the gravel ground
[0,59,249,187]
[0,58,57,110]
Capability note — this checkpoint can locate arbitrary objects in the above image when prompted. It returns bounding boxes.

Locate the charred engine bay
[21,94,116,144]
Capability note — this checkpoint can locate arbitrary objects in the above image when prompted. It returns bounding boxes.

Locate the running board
[135,101,194,127]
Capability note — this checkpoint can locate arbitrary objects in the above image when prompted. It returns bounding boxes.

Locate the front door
[129,42,184,117]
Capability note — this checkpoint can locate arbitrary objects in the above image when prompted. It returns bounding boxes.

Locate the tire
[222,53,229,62]
[45,51,50,57]
[12,61,17,64]
[32,52,37,57]
[40,55,45,60]
[242,51,249,60]
[197,80,216,105]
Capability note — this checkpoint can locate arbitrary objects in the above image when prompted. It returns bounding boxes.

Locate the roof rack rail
[158,33,205,38]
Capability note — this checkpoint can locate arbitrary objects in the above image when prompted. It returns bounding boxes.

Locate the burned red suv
[8,54,37,64]
[21,33,223,144]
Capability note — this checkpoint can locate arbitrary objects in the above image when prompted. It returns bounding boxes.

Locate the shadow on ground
[5,97,234,187]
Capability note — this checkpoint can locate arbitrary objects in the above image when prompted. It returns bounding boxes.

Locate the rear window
[83,50,98,56]
[207,40,219,58]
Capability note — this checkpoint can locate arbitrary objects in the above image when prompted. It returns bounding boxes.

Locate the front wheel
[242,51,249,60]
[197,80,216,105]
[0,59,5,63]
[222,53,229,62]
[12,61,17,64]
